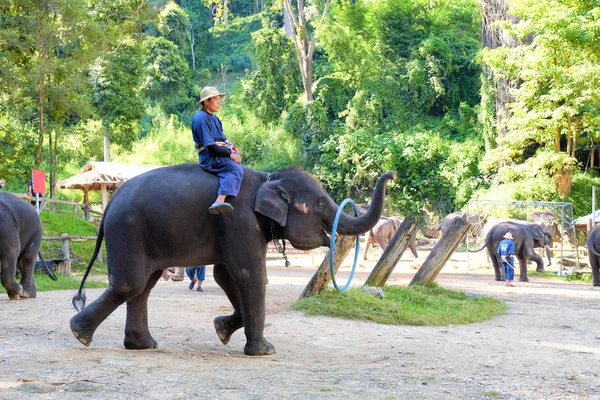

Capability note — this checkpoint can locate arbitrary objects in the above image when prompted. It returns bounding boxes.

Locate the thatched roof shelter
[57,162,162,210]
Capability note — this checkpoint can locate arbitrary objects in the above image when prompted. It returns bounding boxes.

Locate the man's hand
[501,256,506,262]
[230,153,242,163]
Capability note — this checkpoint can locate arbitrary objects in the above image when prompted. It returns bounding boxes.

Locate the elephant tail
[38,251,57,281]
[589,242,600,258]
[467,242,487,253]
[72,219,105,312]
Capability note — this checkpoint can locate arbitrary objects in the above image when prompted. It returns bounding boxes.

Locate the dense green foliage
[1,0,599,227]
[292,284,507,326]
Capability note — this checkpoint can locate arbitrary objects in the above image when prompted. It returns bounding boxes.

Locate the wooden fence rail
[9,192,103,220]
[41,234,100,276]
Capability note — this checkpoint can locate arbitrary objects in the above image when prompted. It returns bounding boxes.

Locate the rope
[329,198,360,291]
[265,172,290,267]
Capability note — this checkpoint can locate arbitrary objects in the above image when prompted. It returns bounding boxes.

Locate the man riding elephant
[70,166,395,356]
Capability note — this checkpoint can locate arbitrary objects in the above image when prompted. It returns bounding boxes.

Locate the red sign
[32,170,46,194]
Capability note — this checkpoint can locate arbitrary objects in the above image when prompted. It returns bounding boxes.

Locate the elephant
[0,192,42,299]
[70,164,395,356]
[470,219,553,282]
[363,216,418,260]
[586,225,600,286]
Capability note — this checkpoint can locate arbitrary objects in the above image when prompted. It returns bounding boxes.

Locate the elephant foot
[70,315,95,347]
[519,276,529,282]
[495,277,502,282]
[6,283,23,300]
[214,315,243,345]
[124,335,158,350]
[244,339,276,356]
[19,289,37,299]
[536,268,545,273]
[593,281,600,287]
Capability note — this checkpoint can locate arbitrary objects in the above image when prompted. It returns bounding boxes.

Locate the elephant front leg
[123,270,163,349]
[0,255,23,299]
[240,281,274,356]
[218,260,274,356]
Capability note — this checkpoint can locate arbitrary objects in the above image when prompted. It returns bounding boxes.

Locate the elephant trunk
[544,245,552,266]
[327,171,396,235]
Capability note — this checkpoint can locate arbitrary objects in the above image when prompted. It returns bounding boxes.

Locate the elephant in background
[470,219,552,282]
[0,193,41,299]
[586,225,600,286]
[363,216,418,260]
[71,164,395,356]
[437,212,486,238]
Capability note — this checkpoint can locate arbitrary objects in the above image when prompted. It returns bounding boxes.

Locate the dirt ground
[0,248,599,400]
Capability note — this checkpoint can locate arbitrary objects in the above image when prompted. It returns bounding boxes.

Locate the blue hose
[329,198,361,291]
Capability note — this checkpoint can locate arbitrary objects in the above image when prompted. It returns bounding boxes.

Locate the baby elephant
[0,193,42,299]
[364,216,418,260]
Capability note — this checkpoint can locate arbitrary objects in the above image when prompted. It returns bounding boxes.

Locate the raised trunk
[330,172,396,235]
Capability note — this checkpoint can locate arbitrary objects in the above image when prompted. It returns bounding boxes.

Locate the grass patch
[528,269,592,284]
[291,283,507,326]
[0,273,108,294]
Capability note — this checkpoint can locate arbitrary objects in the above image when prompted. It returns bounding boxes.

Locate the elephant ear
[254,180,289,227]
[529,225,544,242]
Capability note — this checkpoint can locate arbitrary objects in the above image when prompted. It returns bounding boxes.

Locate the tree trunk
[554,168,572,199]
[187,21,195,70]
[104,134,111,162]
[283,0,329,103]
[409,217,471,286]
[480,0,519,139]
[365,217,418,287]
[299,234,356,298]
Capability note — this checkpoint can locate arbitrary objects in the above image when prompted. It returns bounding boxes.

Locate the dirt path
[0,250,599,399]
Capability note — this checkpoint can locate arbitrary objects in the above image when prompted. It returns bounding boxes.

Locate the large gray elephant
[586,225,600,286]
[0,192,41,299]
[70,164,395,356]
[470,219,552,282]
[363,216,418,260]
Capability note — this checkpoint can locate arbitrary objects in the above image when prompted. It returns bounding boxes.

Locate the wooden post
[299,234,356,298]
[409,216,471,286]
[101,183,108,211]
[365,217,418,287]
[83,205,91,221]
[84,187,89,205]
[57,233,72,277]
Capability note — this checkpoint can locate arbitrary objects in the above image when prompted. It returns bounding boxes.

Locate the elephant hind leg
[123,269,163,350]
[0,254,23,299]
[70,268,150,347]
[212,263,243,345]
[486,246,503,281]
[17,249,37,299]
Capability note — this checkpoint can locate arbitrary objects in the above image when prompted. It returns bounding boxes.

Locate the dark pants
[202,158,244,197]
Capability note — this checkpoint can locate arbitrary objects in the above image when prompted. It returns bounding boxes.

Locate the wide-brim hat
[196,86,226,106]
[503,232,514,240]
